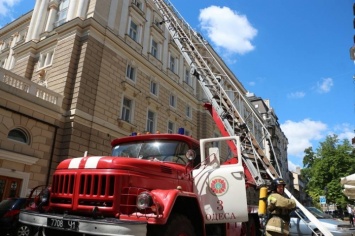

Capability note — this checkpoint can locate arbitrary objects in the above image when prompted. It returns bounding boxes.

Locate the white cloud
[283,121,354,171]
[0,0,20,17]
[287,91,305,99]
[316,77,333,93]
[332,123,355,142]
[288,161,299,172]
[281,119,327,157]
[248,81,256,86]
[199,6,257,55]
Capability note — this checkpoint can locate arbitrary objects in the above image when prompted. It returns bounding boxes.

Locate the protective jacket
[265,193,296,235]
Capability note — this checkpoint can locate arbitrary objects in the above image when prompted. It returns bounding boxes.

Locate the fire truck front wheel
[149,213,196,236]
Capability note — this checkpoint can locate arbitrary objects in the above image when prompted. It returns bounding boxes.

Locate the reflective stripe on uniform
[265,224,289,235]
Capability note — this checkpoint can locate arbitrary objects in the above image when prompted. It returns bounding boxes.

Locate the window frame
[169,93,176,108]
[121,97,134,122]
[126,64,136,81]
[7,128,30,144]
[169,55,176,72]
[54,0,69,27]
[37,48,55,70]
[129,19,139,42]
[150,80,158,96]
[186,105,192,118]
[167,121,175,134]
[151,39,159,59]
[146,110,156,133]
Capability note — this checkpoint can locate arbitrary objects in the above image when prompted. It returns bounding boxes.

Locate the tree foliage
[301,135,355,208]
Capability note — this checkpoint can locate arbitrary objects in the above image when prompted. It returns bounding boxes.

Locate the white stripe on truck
[85,156,102,168]
[68,156,103,169]
[68,158,82,169]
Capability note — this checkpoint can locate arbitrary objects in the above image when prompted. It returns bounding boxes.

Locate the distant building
[292,167,312,206]
[246,92,291,186]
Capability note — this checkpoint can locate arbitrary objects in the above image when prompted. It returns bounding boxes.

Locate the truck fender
[150,189,204,225]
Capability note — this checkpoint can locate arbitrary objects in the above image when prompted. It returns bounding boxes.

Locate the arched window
[7,128,29,144]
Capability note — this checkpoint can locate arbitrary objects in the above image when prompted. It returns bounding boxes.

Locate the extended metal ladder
[153,0,280,186]
[153,1,332,235]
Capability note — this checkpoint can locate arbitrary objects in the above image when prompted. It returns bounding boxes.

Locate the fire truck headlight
[185,149,196,161]
[136,192,153,210]
[39,188,50,205]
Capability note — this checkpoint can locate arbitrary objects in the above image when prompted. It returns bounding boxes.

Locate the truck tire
[152,213,196,236]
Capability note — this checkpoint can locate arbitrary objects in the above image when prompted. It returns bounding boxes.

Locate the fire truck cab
[20,133,251,236]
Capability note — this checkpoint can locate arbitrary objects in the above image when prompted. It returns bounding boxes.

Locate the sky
[1,0,355,171]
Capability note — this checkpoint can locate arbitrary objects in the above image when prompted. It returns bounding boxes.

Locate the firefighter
[265,178,296,236]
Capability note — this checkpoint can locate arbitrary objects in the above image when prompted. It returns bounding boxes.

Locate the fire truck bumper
[19,210,147,236]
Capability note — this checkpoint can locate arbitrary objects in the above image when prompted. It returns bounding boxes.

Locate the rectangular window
[121,97,132,122]
[185,69,190,85]
[186,105,191,118]
[168,121,175,134]
[150,81,158,95]
[169,55,175,72]
[170,94,176,108]
[38,50,54,69]
[146,110,156,133]
[151,40,158,58]
[54,0,69,27]
[126,65,136,81]
[129,20,138,41]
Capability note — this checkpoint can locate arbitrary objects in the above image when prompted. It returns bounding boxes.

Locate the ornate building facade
[0,0,290,200]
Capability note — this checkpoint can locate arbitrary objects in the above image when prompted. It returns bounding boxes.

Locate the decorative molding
[0,149,39,165]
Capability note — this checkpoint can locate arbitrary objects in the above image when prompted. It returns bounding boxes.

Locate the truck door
[192,136,248,223]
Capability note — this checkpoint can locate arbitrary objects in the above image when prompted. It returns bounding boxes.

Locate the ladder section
[152,2,334,235]
[153,0,280,186]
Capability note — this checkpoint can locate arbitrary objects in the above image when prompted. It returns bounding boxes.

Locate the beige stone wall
[0,86,62,194]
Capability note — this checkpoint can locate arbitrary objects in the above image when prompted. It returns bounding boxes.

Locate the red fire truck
[20,132,260,236]
[20,0,333,235]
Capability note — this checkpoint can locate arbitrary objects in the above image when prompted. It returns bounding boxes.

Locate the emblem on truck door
[209,176,228,196]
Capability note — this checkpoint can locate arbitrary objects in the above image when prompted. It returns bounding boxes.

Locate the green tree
[301,135,355,208]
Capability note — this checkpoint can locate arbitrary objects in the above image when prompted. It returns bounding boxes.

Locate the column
[31,0,48,40]
[26,0,42,41]
[45,1,59,32]
[76,0,89,19]
[4,35,16,69]
[66,0,76,21]
[118,0,130,37]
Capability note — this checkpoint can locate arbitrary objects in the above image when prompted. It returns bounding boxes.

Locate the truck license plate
[47,218,78,230]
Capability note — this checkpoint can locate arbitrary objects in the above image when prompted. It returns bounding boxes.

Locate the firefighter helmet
[270,178,286,192]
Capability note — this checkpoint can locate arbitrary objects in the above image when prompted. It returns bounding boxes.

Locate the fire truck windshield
[111,140,192,164]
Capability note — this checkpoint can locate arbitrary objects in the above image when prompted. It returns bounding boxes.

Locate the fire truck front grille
[79,174,115,196]
[51,174,116,209]
[52,174,75,194]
